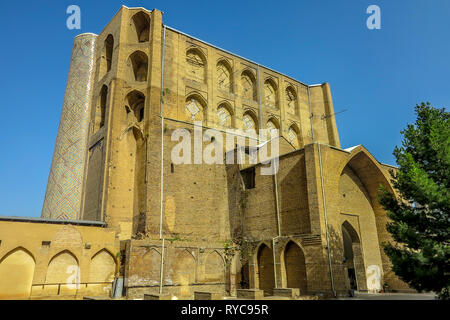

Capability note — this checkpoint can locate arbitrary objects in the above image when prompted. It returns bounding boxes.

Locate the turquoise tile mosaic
[41,34,97,220]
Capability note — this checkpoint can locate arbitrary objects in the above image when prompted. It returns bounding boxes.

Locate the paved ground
[338,292,437,300]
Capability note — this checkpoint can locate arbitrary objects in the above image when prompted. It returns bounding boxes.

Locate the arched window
[131,12,150,43]
[125,90,145,123]
[128,51,148,82]
[100,35,114,78]
[267,118,280,139]
[186,48,206,83]
[217,103,233,128]
[217,60,232,92]
[264,79,277,108]
[241,70,257,101]
[288,124,301,149]
[285,86,298,115]
[185,94,206,121]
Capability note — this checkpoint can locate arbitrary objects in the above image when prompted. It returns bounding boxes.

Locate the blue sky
[0,0,449,217]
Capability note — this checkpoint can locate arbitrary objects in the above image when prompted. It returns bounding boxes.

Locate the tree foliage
[378,102,450,299]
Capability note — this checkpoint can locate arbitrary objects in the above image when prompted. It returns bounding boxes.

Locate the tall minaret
[41,33,97,220]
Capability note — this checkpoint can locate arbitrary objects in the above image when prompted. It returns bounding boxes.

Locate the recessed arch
[125,90,146,123]
[185,93,207,122]
[283,241,307,293]
[285,85,298,115]
[99,34,114,78]
[173,249,196,296]
[204,250,225,282]
[93,85,108,133]
[217,102,234,128]
[341,221,367,291]
[45,250,79,285]
[256,243,274,295]
[0,247,36,299]
[217,59,233,92]
[266,117,280,139]
[186,48,207,83]
[242,109,259,134]
[88,249,116,283]
[130,11,150,43]
[127,51,148,82]
[288,123,301,149]
[241,70,257,101]
[264,78,278,108]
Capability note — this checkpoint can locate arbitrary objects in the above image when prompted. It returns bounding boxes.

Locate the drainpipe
[257,64,263,138]
[272,161,281,289]
[159,25,167,295]
[318,142,336,297]
[307,85,315,142]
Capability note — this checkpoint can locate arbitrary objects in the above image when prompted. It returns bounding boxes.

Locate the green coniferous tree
[379,102,449,299]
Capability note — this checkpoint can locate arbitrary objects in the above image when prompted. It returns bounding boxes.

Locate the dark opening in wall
[171,163,174,173]
[139,106,144,122]
[241,167,256,189]
[131,11,150,43]
[128,51,148,82]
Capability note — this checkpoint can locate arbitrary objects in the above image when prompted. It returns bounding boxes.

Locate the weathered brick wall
[0,221,119,299]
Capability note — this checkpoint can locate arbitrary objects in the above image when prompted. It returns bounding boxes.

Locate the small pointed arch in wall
[185,93,207,122]
[266,117,280,139]
[256,243,274,295]
[264,78,278,108]
[173,249,196,287]
[0,247,36,299]
[285,85,298,115]
[217,59,233,92]
[288,123,302,149]
[241,70,257,101]
[186,47,207,83]
[341,220,366,291]
[282,240,307,293]
[205,250,225,282]
[342,220,360,244]
[100,34,114,78]
[131,11,150,43]
[127,51,148,82]
[242,109,259,135]
[88,249,116,284]
[125,90,146,123]
[93,85,108,133]
[217,102,234,128]
[45,250,79,285]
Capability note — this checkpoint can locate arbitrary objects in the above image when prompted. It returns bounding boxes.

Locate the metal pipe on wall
[159,25,167,295]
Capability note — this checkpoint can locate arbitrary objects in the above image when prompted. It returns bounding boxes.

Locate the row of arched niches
[92,10,303,149]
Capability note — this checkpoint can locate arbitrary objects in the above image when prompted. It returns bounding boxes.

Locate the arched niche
[264,78,278,108]
[186,48,207,83]
[0,247,35,299]
[217,103,233,128]
[130,11,150,43]
[99,34,114,79]
[217,60,233,92]
[127,51,148,82]
[241,70,257,101]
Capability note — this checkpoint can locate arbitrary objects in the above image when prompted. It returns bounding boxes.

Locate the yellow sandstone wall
[0,220,119,299]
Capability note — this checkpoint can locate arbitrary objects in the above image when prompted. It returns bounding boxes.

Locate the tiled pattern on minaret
[41,34,97,220]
